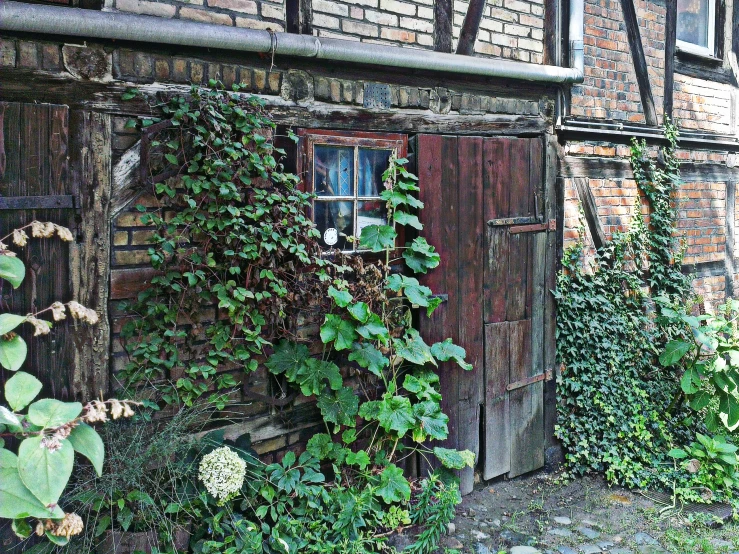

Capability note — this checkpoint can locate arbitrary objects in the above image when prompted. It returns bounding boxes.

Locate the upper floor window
[297,130,407,252]
[677,0,716,56]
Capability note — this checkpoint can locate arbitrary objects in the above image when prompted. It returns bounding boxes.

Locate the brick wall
[674,75,734,135]
[571,0,664,123]
[451,0,544,62]
[677,181,726,265]
[105,0,285,30]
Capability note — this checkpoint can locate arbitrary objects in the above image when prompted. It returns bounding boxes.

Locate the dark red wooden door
[417,135,551,491]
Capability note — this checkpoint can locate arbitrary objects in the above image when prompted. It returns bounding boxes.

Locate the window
[298,130,407,251]
[677,0,716,56]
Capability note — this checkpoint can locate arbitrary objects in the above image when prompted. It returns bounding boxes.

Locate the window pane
[315,146,354,197]
[677,0,709,48]
[358,149,393,197]
[357,200,388,240]
[314,200,354,249]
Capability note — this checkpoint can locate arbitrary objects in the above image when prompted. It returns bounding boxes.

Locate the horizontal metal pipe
[0,0,584,84]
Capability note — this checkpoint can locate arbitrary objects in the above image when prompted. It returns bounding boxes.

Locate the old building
[0,0,735,499]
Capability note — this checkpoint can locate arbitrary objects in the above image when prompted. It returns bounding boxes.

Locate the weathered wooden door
[0,102,76,400]
[417,135,554,492]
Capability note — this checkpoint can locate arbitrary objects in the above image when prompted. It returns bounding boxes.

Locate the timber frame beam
[434,0,454,53]
[456,0,487,55]
[619,0,658,126]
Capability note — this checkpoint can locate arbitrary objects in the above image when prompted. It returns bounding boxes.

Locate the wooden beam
[664,0,676,122]
[619,0,658,126]
[434,0,454,53]
[456,0,487,55]
[572,177,606,251]
[726,181,736,297]
[69,110,111,399]
[561,156,739,182]
[285,0,312,34]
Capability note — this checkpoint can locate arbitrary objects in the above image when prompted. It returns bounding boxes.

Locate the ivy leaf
[5,372,42,411]
[393,211,423,230]
[659,340,691,367]
[433,447,475,469]
[377,395,415,437]
[27,399,82,429]
[317,386,359,428]
[403,237,440,274]
[296,358,343,396]
[431,339,473,370]
[347,302,370,323]
[68,423,105,477]
[0,255,25,289]
[388,275,434,307]
[395,330,435,366]
[265,340,310,381]
[328,286,353,308]
[358,225,397,252]
[0,334,26,372]
[18,436,74,507]
[0,407,20,429]
[345,450,370,470]
[668,448,688,459]
[0,314,26,336]
[375,464,411,503]
[355,314,390,345]
[380,189,423,209]
[412,400,448,441]
[320,315,357,351]
[348,343,388,377]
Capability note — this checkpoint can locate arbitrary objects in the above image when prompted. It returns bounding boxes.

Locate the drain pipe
[0,0,584,84]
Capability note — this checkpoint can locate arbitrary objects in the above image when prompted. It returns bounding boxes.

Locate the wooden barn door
[0,102,76,401]
[417,135,552,492]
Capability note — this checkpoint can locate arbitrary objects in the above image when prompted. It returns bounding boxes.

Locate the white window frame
[676,0,717,57]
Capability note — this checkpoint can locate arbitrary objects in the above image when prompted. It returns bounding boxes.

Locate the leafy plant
[555,122,696,489]
[0,222,136,546]
[122,82,472,552]
[669,434,739,503]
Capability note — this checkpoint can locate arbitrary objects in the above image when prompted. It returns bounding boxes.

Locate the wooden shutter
[0,102,76,400]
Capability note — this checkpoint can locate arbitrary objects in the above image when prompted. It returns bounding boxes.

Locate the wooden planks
[456,136,484,493]
[0,103,75,402]
[483,322,510,479]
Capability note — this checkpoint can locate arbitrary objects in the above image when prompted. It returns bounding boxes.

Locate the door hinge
[509,219,556,234]
[506,368,554,392]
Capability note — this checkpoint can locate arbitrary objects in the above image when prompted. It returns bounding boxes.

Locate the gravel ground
[430,471,739,554]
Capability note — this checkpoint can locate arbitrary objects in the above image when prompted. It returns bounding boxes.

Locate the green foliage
[120,82,470,552]
[669,434,739,503]
[555,122,696,489]
[0,232,135,543]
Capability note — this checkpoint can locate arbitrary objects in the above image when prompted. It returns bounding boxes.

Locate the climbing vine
[554,122,697,489]
[119,82,472,551]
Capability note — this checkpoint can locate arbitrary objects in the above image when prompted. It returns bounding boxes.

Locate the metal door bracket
[506,368,554,391]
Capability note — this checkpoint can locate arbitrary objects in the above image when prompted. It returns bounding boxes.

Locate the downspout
[0,0,584,84]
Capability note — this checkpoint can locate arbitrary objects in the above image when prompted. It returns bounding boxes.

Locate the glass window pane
[314,146,354,197]
[677,0,709,48]
[358,149,393,197]
[357,200,388,241]
[314,201,354,250]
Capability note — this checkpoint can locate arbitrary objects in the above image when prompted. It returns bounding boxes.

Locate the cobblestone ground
[436,472,739,554]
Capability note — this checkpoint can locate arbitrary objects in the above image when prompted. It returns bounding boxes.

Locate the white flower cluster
[198,446,246,504]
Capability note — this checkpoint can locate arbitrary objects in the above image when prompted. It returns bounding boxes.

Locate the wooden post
[726,180,736,298]
[573,177,607,251]
[434,0,454,53]
[664,0,676,122]
[619,0,658,127]
[456,0,487,55]
[69,110,112,399]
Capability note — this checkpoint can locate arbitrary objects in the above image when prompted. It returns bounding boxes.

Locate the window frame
[297,129,408,253]
[676,0,718,58]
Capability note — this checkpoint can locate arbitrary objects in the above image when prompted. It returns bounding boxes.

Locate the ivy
[554,122,704,491]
